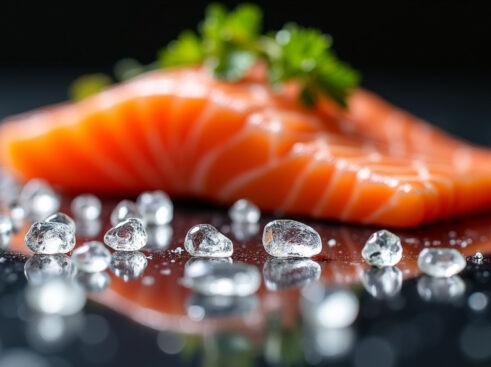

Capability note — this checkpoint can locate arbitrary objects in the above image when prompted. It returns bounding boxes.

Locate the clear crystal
[104,218,147,251]
[231,222,260,241]
[228,199,261,223]
[185,257,233,273]
[25,277,86,315]
[300,283,359,328]
[0,215,13,249]
[263,258,321,290]
[136,191,173,225]
[417,248,466,277]
[184,224,233,257]
[9,201,26,232]
[45,212,76,233]
[361,230,402,267]
[183,261,260,296]
[362,266,403,299]
[417,275,466,303]
[19,179,60,221]
[262,220,321,258]
[143,224,173,252]
[24,254,76,285]
[472,252,484,264]
[25,221,76,254]
[110,200,142,226]
[76,271,111,292]
[0,168,20,207]
[186,294,259,320]
[71,241,111,272]
[75,218,102,239]
[110,251,147,281]
[71,194,102,221]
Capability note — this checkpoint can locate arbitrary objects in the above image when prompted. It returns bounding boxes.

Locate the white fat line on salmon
[385,111,407,156]
[453,147,473,173]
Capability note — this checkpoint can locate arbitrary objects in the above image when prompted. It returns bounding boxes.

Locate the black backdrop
[1,0,490,70]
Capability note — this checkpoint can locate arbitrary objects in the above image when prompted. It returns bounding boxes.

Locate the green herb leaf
[69,73,112,101]
[159,31,205,68]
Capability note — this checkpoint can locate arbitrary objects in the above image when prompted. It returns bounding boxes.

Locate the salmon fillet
[1,67,491,227]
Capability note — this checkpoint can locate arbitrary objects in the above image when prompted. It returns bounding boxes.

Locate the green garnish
[71,3,359,107]
[69,73,112,101]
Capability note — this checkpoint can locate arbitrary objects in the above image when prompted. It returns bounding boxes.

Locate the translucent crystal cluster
[184,224,233,257]
[137,191,173,225]
[263,258,320,290]
[24,254,76,285]
[45,212,76,232]
[104,218,147,251]
[25,221,76,254]
[417,248,466,277]
[71,194,102,221]
[362,266,402,299]
[19,179,60,221]
[110,200,142,226]
[361,230,402,267]
[110,251,148,281]
[262,220,321,258]
[71,241,111,272]
[228,199,261,223]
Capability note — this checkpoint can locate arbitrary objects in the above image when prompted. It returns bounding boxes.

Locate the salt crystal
[104,218,147,251]
[71,241,111,272]
[144,224,173,252]
[110,200,142,226]
[361,230,402,267]
[19,179,60,221]
[25,277,86,315]
[184,224,233,257]
[75,219,102,239]
[231,222,260,241]
[262,219,321,258]
[228,199,261,223]
[301,283,359,328]
[76,271,111,293]
[71,194,102,221]
[25,221,76,254]
[0,215,13,249]
[45,212,76,233]
[110,251,147,281]
[24,254,76,285]
[417,275,466,303]
[263,258,321,290]
[472,252,484,264]
[136,191,173,225]
[362,266,402,299]
[183,261,260,296]
[417,248,466,277]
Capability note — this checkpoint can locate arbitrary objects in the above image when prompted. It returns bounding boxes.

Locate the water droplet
[45,212,76,233]
[228,199,261,223]
[71,194,102,221]
[76,271,111,293]
[144,225,173,252]
[24,254,76,285]
[25,221,76,254]
[417,275,466,303]
[0,215,13,249]
[183,261,260,296]
[186,294,259,319]
[136,191,173,225]
[110,251,147,281]
[110,200,142,226]
[362,266,403,299]
[25,277,86,315]
[19,179,60,221]
[262,219,321,258]
[71,241,111,272]
[104,218,147,251]
[263,258,320,290]
[231,222,260,241]
[327,239,337,247]
[361,230,402,267]
[301,283,359,328]
[184,224,233,257]
[417,248,466,277]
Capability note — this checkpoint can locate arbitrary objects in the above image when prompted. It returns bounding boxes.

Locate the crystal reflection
[76,271,111,293]
[75,218,102,239]
[24,254,76,285]
[185,257,233,272]
[186,294,259,320]
[110,251,148,281]
[362,266,403,300]
[304,325,355,362]
[417,275,466,303]
[26,312,84,352]
[231,222,260,241]
[263,258,321,290]
[143,224,173,252]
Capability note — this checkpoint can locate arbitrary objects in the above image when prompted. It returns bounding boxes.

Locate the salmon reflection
[9,204,491,336]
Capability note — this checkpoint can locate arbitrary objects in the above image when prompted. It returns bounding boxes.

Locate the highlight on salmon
[1,4,491,228]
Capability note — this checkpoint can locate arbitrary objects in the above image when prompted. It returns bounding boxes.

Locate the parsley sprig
[71,3,359,107]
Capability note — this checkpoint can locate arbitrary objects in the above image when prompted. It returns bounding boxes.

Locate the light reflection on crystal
[71,194,102,221]
[184,257,233,272]
[136,190,173,225]
[263,258,321,290]
[184,224,233,257]
[231,222,260,241]
[303,325,355,362]
[71,241,111,272]
[0,168,20,207]
[75,219,102,239]
[45,212,76,233]
[417,248,466,277]
[25,221,76,254]
[186,294,259,320]
[76,271,111,293]
[8,201,26,232]
[110,251,148,281]
[0,215,13,249]
[110,200,142,226]
[19,179,60,221]
[24,254,76,285]
[104,218,147,251]
[361,230,402,267]
[228,199,261,223]
[362,266,403,300]
[417,275,466,303]
[143,224,173,252]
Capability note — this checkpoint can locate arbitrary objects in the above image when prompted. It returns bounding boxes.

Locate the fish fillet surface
[1,67,491,227]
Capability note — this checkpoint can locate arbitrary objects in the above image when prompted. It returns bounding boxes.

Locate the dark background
[1,0,491,144]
